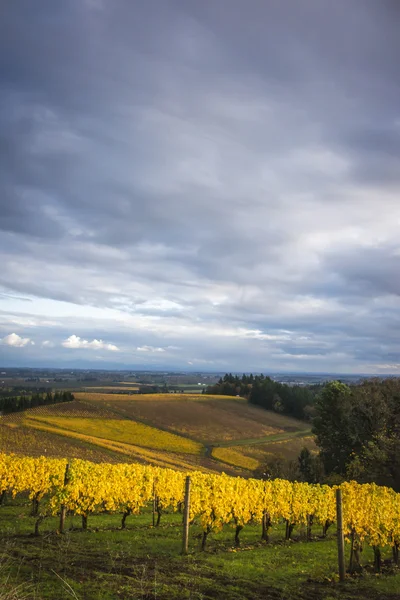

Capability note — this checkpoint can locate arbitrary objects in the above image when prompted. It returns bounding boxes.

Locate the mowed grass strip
[25,415,203,455]
[212,447,260,471]
[227,435,317,462]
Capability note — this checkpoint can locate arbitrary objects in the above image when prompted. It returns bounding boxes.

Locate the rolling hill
[0,392,315,474]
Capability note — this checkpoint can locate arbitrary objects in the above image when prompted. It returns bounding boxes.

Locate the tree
[298,447,324,483]
[312,381,353,476]
[313,378,400,490]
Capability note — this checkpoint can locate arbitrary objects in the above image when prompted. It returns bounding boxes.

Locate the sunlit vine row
[0,453,399,552]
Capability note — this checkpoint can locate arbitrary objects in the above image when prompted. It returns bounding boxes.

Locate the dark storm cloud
[1,0,400,371]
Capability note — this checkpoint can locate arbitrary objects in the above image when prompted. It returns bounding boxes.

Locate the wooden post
[59,463,70,534]
[336,488,345,582]
[181,476,191,555]
[393,541,399,566]
[152,484,156,527]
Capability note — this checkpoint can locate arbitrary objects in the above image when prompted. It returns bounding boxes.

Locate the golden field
[25,415,203,455]
[212,447,260,471]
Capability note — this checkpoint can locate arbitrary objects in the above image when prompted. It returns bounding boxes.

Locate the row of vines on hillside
[0,453,399,565]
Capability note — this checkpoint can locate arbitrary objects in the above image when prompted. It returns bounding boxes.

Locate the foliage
[298,447,325,484]
[0,391,74,415]
[206,373,320,420]
[312,379,400,490]
[1,452,400,555]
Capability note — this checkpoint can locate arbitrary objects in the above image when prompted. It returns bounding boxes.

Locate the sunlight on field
[22,419,212,471]
[74,392,243,403]
[0,423,128,463]
[94,398,286,443]
[212,447,260,471]
[25,415,203,455]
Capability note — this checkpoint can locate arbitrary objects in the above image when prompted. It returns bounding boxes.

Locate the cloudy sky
[1,1,400,373]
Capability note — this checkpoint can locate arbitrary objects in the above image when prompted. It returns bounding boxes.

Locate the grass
[25,416,203,455]
[211,447,260,471]
[1,499,399,600]
[213,429,312,448]
[233,435,317,462]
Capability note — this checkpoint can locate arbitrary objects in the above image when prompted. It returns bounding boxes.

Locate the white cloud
[0,333,33,347]
[42,340,55,348]
[136,345,165,353]
[62,334,119,351]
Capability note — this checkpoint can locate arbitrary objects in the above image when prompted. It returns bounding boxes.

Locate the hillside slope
[0,393,315,473]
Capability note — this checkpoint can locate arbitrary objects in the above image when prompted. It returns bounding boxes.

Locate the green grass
[213,428,312,448]
[1,499,399,600]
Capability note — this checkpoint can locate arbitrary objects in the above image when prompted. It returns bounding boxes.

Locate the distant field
[82,386,139,391]
[1,392,314,474]
[74,392,241,403]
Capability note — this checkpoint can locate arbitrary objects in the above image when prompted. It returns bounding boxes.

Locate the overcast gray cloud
[1,0,400,373]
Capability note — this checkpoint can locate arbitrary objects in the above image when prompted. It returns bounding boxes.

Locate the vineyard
[0,394,314,475]
[1,452,399,576]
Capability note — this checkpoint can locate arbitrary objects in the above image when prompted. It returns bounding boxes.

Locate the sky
[1,1,400,373]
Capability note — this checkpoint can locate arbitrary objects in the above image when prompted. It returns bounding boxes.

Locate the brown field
[0,422,131,463]
[74,392,242,403]
[0,400,119,421]
[75,394,307,444]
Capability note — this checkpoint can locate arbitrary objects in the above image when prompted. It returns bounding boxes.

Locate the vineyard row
[0,453,399,567]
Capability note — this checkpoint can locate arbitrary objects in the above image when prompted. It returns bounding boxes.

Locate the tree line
[205,373,321,420]
[0,391,74,414]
